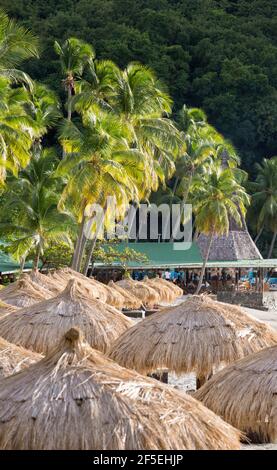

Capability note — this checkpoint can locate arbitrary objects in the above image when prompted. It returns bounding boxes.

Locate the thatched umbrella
[116,279,160,307]
[195,345,277,443]
[109,295,277,387]
[0,300,18,317]
[143,276,177,303]
[153,277,183,297]
[108,281,142,310]
[0,327,241,450]
[0,279,133,355]
[49,268,125,308]
[0,336,40,378]
[0,277,52,308]
[27,270,64,295]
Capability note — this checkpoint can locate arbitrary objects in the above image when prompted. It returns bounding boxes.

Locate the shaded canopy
[0,336,40,378]
[0,328,241,450]
[27,270,64,295]
[116,279,160,307]
[0,279,133,355]
[0,277,52,307]
[49,268,125,308]
[195,345,277,443]
[143,277,178,303]
[0,300,18,317]
[108,281,142,310]
[109,296,277,376]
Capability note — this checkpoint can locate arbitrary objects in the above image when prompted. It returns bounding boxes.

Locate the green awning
[94,242,277,270]
[94,242,203,269]
[0,251,33,274]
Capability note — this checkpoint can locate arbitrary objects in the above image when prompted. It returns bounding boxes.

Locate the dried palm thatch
[154,277,183,297]
[108,281,142,310]
[116,279,160,307]
[0,279,133,355]
[0,327,241,450]
[0,277,52,308]
[109,295,277,385]
[48,269,107,302]
[194,345,277,443]
[0,300,18,318]
[49,268,125,308]
[0,336,41,378]
[143,276,177,303]
[27,270,64,295]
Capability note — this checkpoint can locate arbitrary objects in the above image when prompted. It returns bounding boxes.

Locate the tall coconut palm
[250,157,277,257]
[0,10,39,88]
[57,111,145,271]
[54,38,95,122]
[191,167,250,294]
[0,77,36,183]
[0,148,73,269]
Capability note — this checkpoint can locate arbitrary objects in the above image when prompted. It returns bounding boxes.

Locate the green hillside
[1,0,277,171]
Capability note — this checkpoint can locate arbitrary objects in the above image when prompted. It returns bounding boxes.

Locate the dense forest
[0,0,277,172]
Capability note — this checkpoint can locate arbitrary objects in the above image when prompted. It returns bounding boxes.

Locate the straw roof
[153,277,183,297]
[0,300,18,318]
[0,277,52,308]
[49,268,125,308]
[27,270,64,295]
[197,230,262,261]
[143,277,177,303]
[0,279,133,355]
[108,281,142,310]
[116,279,160,307]
[109,295,277,377]
[0,336,40,378]
[194,345,277,443]
[0,328,241,450]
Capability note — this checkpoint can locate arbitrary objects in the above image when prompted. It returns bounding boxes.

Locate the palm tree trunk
[76,234,87,272]
[195,230,214,295]
[268,229,277,259]
[62,85,72,159]
[19,256,26,274]
[254,225,264,244]
[71,214,85,271]
[33,246,41,271]
[82,237,98,276]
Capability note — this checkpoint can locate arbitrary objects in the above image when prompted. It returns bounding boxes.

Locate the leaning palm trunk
[254,224,264,244]
[268,229,277,259]
[195,230,214,294]
[82,237,97,276]
[71,214,86,271]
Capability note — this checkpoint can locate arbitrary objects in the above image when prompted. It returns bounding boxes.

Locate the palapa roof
[116,279,160,307]
[142,277,177,303]
[0,336,40,378]
[0,328,241,450]
[109,296,277,376]
[149,277,183,298]
[0,277,52,307]
[197,230,262,261]
[194,345,277,443]
[27,270,64,295]
[49,268,125,308]
[0,279,133,355]
[108,281,142,310]
[0,300,18,318]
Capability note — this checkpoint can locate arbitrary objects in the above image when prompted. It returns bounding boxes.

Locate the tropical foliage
[0,9,276,273]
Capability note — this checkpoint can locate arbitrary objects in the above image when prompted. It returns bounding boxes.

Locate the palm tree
[0,77,35,183]
[191,167,250,294]
[54,37,95,122]
[0,148,73,269]
[57,111,145,272]
[0,10,39,87]
[250,157,277,257]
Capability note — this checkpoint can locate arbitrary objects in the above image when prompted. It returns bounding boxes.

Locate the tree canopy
[1,0,277,172]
